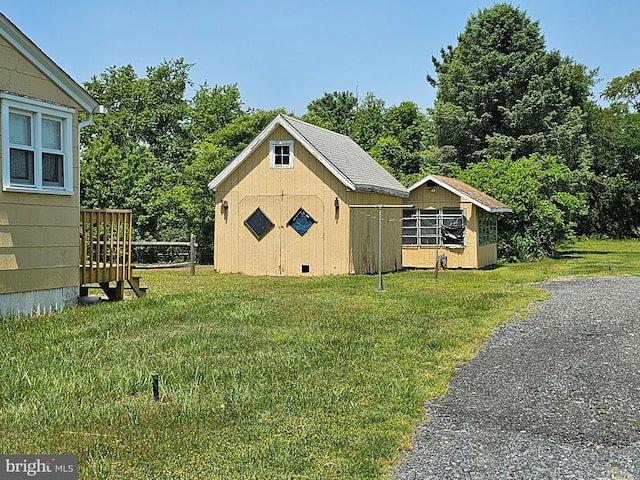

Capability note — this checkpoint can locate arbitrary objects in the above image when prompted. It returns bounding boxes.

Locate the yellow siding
[214,126,402,275]
[0,34,84,294]
[404,183,483,269]
[348,192,404,274]
[477,244,498,269]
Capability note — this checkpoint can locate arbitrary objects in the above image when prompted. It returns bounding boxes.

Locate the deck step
[80,277,148,300]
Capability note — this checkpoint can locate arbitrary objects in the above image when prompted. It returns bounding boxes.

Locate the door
[239,195,324,275]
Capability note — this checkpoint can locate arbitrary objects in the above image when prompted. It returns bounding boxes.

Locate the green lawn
[1,239,639,479]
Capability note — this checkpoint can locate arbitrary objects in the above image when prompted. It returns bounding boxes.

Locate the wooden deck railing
[80,209,133,289]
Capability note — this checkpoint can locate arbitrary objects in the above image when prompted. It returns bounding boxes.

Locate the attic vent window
[288,208,317,237]
[269,140,294,168]
[245,208,275,240]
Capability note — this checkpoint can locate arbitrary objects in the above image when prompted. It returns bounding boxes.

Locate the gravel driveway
[395,276,640,479]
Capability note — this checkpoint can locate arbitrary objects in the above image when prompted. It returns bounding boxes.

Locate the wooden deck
[80,209,146,300]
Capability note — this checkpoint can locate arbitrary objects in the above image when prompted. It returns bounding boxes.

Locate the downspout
[79,104,107,130]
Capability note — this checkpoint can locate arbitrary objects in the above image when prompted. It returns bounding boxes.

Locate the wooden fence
[131,234,198,276]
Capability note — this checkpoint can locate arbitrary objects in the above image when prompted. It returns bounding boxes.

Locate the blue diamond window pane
[245,208,274,239]
[288,208,316,237]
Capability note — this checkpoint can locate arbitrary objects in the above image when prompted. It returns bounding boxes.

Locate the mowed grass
[1,239,639,479]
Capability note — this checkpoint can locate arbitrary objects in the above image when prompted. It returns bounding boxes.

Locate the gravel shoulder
[395,276,640,479]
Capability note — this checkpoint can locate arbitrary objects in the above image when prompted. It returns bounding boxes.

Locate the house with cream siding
[0,13,101,316]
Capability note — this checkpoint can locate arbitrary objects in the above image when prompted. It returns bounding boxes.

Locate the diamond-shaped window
[245,208,274,240]
[288,208,317,237]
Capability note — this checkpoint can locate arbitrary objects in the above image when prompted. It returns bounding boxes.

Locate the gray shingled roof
[280,115,409,197]
[209,114,409,198]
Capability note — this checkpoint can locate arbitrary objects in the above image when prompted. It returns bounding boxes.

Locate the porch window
[402,208,466,247]
[2,94,74,194]
[478,211,498,245]
[269,140,293,168]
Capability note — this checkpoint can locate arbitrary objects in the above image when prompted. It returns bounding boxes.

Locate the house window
[269,140,293,168]
[2,94,74,194]
[478,211,498,246]
[402,208,466,247]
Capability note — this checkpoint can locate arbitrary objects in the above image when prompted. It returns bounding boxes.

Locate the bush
[457,155,588,261]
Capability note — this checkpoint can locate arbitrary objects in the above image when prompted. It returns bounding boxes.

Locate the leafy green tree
[457,155,588,260]
[142,59,193,170]
[601,69,640,112]
[582,97,640,238]
[428,3,595,168]
[81,64,179,241]
[81,60,248,252]
[350,93,386,152]
[188,83,244,140]
[302,91,357,135]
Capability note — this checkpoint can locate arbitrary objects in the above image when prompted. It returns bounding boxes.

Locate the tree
[81,60,253,251]
[457,155,588,260]
[302,91,357,135]
[428,3,595,168]
[582,96,640,238]
[601,69,640,112]
[188,83,244,140]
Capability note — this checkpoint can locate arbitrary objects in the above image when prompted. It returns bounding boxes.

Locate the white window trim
[269,140,294,169]
[2,93,75,195]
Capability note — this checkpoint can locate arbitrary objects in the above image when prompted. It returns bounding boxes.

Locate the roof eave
[208,115,283,192]
[414,174,512,213]
[279,115,357,191]
[484,207,513,213]
[353,184,410,198]
[0,14,100,113]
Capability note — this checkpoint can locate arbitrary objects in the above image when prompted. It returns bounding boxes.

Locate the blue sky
[2,1,639,115]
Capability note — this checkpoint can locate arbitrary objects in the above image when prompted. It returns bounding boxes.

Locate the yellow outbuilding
[403,174,512,269]
[209,114,410,276]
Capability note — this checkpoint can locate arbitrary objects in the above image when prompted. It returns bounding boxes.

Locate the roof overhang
[0,13,100,114]
[353,183,410,198]
[409,174,512,213]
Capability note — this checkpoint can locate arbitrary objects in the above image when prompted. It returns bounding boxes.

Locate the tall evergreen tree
[428,3,595,168]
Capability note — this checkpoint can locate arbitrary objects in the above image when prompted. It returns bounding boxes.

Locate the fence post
[190,234,196,276]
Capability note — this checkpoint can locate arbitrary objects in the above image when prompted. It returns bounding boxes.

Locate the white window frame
[2,93,74,195]
[269,140,294,169]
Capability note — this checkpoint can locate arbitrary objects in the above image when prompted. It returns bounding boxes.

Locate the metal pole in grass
[434,211,441,280]
[350,204,414,291]
[378,205,383,291]
[152,373,159,401]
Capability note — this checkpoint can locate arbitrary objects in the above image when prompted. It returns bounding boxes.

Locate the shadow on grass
[560,250,613,255]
